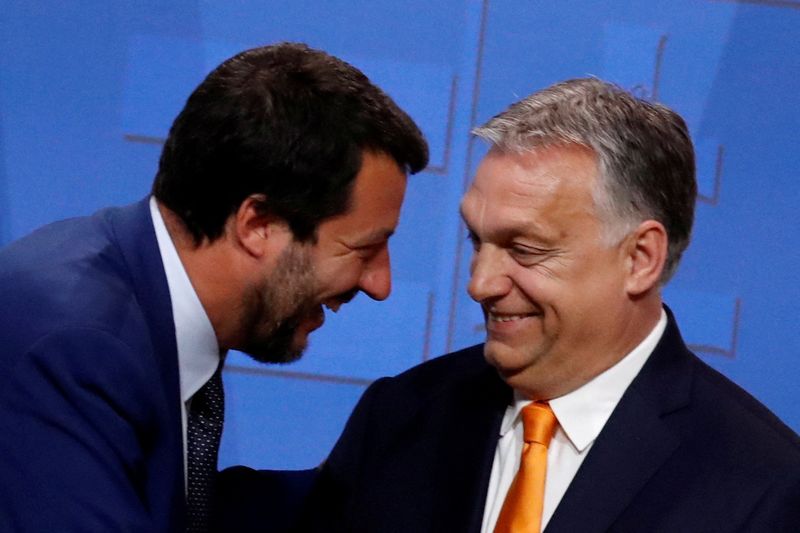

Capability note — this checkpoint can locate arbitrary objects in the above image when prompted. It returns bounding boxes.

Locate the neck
[586,293,663,380]
[156,201,243,351]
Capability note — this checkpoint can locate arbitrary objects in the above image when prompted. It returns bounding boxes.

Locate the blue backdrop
[2,0,799,470]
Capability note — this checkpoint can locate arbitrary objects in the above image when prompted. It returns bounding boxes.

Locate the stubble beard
[240,243,319,364]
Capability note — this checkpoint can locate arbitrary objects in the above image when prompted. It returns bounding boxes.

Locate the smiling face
[461,144,645,399]
[239,150,408,363]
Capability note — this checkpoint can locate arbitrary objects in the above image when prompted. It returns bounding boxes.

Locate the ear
[231,195,293,259]
[623,220,668,296]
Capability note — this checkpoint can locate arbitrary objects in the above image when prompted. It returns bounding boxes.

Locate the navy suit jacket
[0,199,186,531]
[298,311,800,532]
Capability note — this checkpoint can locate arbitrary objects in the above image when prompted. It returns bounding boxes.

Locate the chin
[483,340,545,380]
[484,339,522,369]
[240,333,306,365]
[289,337,309,358]
[242,347,301,365]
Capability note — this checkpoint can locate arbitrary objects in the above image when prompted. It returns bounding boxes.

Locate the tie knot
[520,402,557,446]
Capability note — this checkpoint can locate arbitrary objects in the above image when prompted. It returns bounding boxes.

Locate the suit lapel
[545,388,679,532]
[110,198,181,424]
[430,357,511,533]
[545,310,693,533]
[108,198,185,530]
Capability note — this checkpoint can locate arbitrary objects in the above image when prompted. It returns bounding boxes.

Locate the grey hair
[472,77,696,283]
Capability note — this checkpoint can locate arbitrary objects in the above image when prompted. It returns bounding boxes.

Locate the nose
[467,245,512,303]
[359,245,392,301]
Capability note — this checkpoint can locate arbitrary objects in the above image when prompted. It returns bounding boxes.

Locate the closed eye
[510,244,559,266]
[354,242,386,259]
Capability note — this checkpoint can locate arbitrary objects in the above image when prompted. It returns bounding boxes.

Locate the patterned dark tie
[186,363,224,533]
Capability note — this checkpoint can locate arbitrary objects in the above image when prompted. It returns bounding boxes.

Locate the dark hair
[473,78,696,283]
[152,42,428,243]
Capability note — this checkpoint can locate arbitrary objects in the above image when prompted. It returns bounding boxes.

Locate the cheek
[510,266,557,303]
[320,259,364,292]
[577,257,627,306]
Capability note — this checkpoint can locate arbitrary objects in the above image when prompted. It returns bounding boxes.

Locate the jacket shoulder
[377,344,491,398]
[690,356,800,462]
[0,201,159,364]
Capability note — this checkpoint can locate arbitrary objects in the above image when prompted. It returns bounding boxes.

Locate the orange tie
[494,402,558,533]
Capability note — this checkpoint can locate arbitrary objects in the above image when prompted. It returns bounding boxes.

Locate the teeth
[489,313,529,322]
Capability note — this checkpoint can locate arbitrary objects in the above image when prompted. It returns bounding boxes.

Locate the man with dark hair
[0,42,427,532]
[299,78,800,532]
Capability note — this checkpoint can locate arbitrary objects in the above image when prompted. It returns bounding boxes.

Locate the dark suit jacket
[215,466,318,532]
[0,199,186,531]
[298,311,800,532]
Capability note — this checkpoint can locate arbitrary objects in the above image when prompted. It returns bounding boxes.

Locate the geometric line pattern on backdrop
[225,365,373,387]
[122,134,164,145]
[651,35,669,101]
[421,291,436,361]
[423,76,458,175]
[600,26,726,208]
[662,288,742,358]
[686,297,741,358]
[623,33,669,102]
[600,24,668,104]
[445,0,491,353]
[697,144,725,205]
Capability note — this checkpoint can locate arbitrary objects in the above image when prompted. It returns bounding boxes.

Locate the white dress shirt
[149,197,222,483]
[480,310,667,532]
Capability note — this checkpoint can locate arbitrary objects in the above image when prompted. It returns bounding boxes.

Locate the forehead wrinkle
[497,176,563,242]
[463,186,542,244]
[466,145,604,250]
[503,179,595,246]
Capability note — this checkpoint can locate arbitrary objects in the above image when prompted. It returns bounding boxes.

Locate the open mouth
[323,301,342,313]
[305,296,352,332]
[322,289,358,314]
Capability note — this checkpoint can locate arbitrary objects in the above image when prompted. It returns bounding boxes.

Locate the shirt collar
[149,197,221,403]
[499,310,667,452]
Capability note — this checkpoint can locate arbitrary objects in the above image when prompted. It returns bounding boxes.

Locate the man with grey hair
[297,78,800,532]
